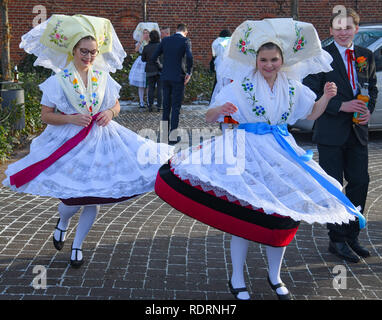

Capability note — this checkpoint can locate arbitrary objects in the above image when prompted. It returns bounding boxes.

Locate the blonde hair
[330,7,360,28]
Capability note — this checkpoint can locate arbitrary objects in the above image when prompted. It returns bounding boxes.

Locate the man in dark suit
[151,23,193,144]
[303,8,378,263]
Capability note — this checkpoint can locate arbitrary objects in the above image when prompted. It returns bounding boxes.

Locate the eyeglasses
[79,48,99,57]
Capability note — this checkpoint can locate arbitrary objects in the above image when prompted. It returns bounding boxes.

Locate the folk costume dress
[2,16,173,206]
[129,22,160,88]
[155,19,366,247]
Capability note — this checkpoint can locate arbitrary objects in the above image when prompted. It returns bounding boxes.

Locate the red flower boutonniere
[356,56,367,73]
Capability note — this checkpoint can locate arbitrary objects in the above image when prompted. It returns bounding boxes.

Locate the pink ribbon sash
[10,114,99,188]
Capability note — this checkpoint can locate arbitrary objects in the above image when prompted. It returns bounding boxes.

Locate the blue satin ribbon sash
[238,122,366,228]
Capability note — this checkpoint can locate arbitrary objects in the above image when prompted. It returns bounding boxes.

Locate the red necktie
[345,49,356,90]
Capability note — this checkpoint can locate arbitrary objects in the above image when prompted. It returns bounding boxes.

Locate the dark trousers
[147,75,162,108]
[317,129,369,242]
[162,79,185,133]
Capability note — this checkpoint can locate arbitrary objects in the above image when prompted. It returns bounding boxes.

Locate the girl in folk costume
[128,22,160,108]
[2,15,173,268]
[155,19,366,300]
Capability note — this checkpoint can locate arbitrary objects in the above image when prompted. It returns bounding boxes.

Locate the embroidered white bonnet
[221,18,333,81]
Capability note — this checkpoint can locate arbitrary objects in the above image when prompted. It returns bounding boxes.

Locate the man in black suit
[303,8,378,263]
[151,23,193,144]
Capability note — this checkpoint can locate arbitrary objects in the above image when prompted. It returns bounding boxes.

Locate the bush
[184,63,215,103]
[0,54,48,162]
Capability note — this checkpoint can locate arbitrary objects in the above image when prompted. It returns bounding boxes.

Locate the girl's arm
[306,82,337,121]
[206,102,238,123]
[41,105,92,127]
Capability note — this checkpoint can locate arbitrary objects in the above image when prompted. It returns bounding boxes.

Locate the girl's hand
[96,110,113,127]
[69,114,93,127]
[323,82,337,99]
[219,102,238,116]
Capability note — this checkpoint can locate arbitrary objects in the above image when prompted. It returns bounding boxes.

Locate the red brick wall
[3,0,382,67]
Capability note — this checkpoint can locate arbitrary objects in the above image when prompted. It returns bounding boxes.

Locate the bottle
[353,82,369,124]
[13,65,19,83]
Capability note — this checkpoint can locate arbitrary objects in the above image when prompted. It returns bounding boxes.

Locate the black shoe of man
[328,241,360,263]
[347,239,370,258]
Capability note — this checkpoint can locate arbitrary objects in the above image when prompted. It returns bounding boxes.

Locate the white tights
[230,235,288,299]
[138,87,147,105]
[54,202,99,260]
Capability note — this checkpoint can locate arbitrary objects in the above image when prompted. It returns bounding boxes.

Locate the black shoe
[228,280,250,300]
[267,276,291,300]
[148,105,153,112]
[70,246,84,269]
[53,219,67,251]
[328,241,360,263]
[347,240,370,258]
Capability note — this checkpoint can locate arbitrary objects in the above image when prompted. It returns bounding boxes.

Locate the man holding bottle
[303,8,378,263]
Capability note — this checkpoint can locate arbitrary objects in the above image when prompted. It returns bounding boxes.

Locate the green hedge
[0,71,46,162]
[0,54,215,162]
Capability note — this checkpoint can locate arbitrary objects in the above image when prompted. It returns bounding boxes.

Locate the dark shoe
[53,219,67,251]
[70,246,84,269]
[148,105,153,112]
[139,102,145,108]
[328,241,360,263]
[228,280,250,300]
[267,276,291,300]
[347,240,370,258]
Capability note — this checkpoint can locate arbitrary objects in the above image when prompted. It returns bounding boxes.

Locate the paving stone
[1,105,382,300]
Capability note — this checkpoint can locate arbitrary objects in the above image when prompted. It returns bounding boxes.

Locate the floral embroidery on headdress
[237,26,256,56]
[292,23,306,53]
[356,56,367,73]
[48,20,69,48]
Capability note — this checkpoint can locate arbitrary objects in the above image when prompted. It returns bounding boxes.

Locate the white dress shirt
[334,41,359,96]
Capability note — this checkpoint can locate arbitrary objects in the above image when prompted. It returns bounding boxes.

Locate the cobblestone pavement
[1,103,382,300]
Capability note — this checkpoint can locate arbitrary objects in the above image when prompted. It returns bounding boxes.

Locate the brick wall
[2,0,382,67]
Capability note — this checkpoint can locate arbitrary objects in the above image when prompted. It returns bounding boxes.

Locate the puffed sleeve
[288,80,317,125]
[39,75,59,108]
[101,73,122,110]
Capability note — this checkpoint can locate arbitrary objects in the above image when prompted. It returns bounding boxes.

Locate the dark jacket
[151,33,193,82]
[141,41,162,77]
[303,42,378,146]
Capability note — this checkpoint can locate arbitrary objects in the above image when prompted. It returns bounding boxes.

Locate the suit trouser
[162,79,185,134]
[147,75,162,108]
[317,129,369,242]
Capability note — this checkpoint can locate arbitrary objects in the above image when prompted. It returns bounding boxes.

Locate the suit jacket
[303,42,378,146]
[141,41,162,77]
[151,33,193,82]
